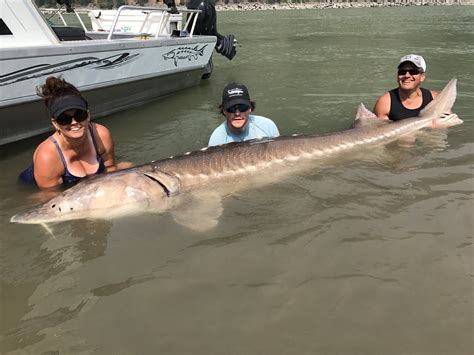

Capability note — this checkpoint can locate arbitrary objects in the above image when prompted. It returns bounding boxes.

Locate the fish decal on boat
[163,45,208,66]
[10,79,462,230]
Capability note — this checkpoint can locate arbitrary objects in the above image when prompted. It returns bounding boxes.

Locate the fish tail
[419,78,456,118]
[419,78,463,128]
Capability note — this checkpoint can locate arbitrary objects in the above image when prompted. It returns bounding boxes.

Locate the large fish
[10,79,462,229]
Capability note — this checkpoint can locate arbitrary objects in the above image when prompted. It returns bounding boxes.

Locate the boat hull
[1,36,216,145]
[0,67,204,145]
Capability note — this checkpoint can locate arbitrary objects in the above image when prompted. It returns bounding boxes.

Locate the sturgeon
[10,79,462,228]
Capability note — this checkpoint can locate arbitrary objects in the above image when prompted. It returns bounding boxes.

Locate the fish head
[163,51,176,60]
[10,171,174,224]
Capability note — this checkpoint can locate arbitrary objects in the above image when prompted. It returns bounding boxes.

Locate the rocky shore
[214,0,469,11]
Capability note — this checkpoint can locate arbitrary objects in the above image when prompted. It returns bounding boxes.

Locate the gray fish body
[11,79,462,225]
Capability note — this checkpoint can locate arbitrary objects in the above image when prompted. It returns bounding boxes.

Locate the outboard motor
[56,0,74,13]
[163,0,237,61]
[164,0,180,14]
[186,0,237,61]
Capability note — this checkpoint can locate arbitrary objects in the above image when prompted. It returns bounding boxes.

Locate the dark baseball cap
[222,82,251,110]
[50,95,88,118]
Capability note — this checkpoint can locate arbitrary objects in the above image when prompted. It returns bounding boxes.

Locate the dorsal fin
[352,103,388,128]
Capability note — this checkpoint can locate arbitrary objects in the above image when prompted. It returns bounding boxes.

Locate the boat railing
[41,6,202,40]
[105,6,202,40]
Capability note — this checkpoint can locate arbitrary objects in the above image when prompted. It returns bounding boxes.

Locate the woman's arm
[94,123,133,172]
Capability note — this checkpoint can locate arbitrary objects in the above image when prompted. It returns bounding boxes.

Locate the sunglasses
[55,109,88,125]
[226,104,250,114]
[397,69,422,76]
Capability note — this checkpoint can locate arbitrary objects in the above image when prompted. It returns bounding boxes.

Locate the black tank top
[388,87,433,121]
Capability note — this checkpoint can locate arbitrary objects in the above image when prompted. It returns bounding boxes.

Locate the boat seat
[51,26,89,41]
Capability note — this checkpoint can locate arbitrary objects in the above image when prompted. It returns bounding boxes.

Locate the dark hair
[219,100,256,116]
[36,76,88,111]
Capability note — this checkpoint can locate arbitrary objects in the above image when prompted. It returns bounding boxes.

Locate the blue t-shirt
[208,114,280,146]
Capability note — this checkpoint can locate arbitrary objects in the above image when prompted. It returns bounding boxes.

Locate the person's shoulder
[373,91,392,120]
[33,138,62,169]
[208,121,228,146]
[34,137,57,160]
[91,123,114,153]
[250,114,276,125]
[32,137,64,188]
[429,89,439,98]
[250,114,280,135]
[376,90,391,101]
[92,123,112,139]
[210,121,227,135]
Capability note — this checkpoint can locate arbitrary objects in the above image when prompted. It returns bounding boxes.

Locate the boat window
[0,19,13,35]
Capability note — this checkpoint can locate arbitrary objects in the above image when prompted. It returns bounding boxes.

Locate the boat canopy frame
[40,5,203,40]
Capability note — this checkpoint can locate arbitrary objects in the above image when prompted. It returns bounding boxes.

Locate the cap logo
[398,54,426,72]
[227,88,244,96]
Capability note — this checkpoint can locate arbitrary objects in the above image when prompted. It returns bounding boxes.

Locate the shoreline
[214,1,470,11]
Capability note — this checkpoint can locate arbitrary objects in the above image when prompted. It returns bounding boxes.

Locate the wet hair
[219,100,256,116]
[36,76,88,112]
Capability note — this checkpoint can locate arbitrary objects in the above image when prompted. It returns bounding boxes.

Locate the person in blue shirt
[208,82,279,146]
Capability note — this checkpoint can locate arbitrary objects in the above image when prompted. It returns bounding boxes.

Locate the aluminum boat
[0,0,217,145]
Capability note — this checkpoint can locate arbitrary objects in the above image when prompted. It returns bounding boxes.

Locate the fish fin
[143,171,180,197]
[418,79,462,128]
[40,223,57,239]
[171,192,223,232]
[352,103,387,128]
[419,78,456,119]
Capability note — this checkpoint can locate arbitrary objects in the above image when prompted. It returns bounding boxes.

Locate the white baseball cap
[398,54,427,72]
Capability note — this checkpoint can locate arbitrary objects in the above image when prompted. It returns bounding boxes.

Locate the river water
[1,6,473,355]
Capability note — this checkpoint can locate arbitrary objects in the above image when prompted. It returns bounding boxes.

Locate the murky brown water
[1,6,473,355]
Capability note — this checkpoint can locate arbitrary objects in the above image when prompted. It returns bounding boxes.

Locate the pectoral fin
[171,192,223,232]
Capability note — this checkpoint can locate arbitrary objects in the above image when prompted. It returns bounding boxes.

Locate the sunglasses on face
[226,104,250,114]
[397,69,422,76]
[55,109,88,125]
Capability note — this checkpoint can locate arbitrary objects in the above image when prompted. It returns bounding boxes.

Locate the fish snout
[10,206,53,224]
